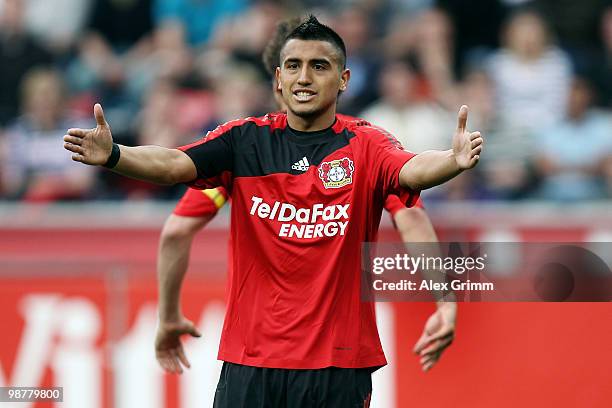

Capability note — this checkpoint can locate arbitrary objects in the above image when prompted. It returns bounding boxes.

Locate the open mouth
[293,90,316,102]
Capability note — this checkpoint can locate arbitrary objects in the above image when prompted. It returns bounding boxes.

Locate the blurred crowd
[0,0,611,203]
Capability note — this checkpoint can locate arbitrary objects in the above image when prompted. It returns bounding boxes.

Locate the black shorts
[213,362,373,408]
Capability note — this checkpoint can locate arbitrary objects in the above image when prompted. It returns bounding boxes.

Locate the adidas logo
[291,157,310,172]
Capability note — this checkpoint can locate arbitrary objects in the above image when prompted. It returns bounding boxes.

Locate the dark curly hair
[278,15,347,71]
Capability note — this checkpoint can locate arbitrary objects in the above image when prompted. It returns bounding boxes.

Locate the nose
[297,65,312,85]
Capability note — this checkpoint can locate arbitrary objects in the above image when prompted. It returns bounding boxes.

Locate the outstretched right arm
[63,104,196,185]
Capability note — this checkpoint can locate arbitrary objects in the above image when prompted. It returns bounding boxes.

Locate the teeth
[297,92,312,97]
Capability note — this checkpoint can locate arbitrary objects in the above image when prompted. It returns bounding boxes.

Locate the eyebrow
[283,58,332,66]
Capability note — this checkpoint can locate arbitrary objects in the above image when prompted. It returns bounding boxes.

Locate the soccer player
[64,16,483,406]
[157,18,445,378]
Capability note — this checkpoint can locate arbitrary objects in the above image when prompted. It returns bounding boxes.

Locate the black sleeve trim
[182,130,234,180]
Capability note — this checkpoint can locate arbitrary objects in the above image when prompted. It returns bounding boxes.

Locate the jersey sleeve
[173,187,229,217]
[383,195,424,217]
[177,119,246,190]
[363,125,421,208]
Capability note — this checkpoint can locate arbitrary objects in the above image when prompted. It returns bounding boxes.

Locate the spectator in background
[153,0,248,48]
[0,68,96,201]
[126,20,196,101]
[207,1,286,80]
[22,0,93,57]
[101,79,188,200]
[443,67,496,200]
[591,7,612,107]
[334,6,381,115]
[531,0,608,61]
[483,10,573,199]
[66,0,154,134]
[533,77,612,201]
[413,8,457,109]
[488,10,572,133]
[88,0,153,48]
[382,8,458,109]
[436,0,508,76]
[359,59,470,200]
[360,59,454,154]
[0,0,53,126]
[458,67,496,134]
[208,63,267,125]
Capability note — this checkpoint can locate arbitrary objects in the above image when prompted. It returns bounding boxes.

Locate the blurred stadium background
[1,0,612,407]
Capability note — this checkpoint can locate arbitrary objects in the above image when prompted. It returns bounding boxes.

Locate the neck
[286,107,336,132]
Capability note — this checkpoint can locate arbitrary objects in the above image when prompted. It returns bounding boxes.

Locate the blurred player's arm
[63,104,196,184]
[393,206,438,243]
[158,213,213,322]
[391,204,456,372]
[155,212,210,374]
[399,105,482,190]
[154,213,209,374]
[155,188,227,374]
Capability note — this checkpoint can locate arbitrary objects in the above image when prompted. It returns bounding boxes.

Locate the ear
[339,68,351,92]
[276,67,282,91]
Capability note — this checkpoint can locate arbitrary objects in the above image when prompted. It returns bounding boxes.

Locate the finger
[472,146,482,157]
[426,325,455,343]
[469,131,481,141]
[176,345,191,369]
[94,103,107,127]
[171,355,183,374]
[67,128,88,137]
[157,350,177,373]
[423,360,436,372]
[158,356,172,373]
[155,355,165,371]
[171,352,184,374]
[72,154,85,162]
[413,333,430,354]
[471,138,483,149]
[64,143,84,155]
[456,105,468,133]
[164,355,178,374]
[416,331,453,354]
[164,358,175,374]
[420,353,439,372]
[420,353,435,366]
[64,135,83,145]
[420,337,453,357]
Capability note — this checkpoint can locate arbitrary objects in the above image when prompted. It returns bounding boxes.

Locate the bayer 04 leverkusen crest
[318,157,354,189]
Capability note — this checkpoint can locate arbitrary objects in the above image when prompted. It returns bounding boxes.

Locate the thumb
[456,105,468,133]
[184,321,202,338]
[94,103,107,127]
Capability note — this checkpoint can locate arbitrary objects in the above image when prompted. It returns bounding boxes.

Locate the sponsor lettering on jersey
[250,196,349,239]
[318,157,354,189]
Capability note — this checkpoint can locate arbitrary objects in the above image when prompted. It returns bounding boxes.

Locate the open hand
[413,303,456,372]
[63,104,113,165]
[155,317,201,374]
[452,105,483,170]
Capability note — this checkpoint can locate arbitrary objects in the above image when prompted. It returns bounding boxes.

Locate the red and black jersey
[384,193,425,217]
[173,187,229,217]
[178,113,419,369]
